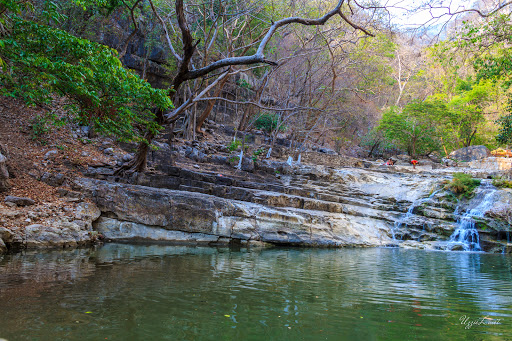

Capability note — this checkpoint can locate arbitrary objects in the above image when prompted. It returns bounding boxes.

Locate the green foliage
[236,78,251,90]
[251,147,265,162]
[496,112,512,144]
[0,17,172,144]
[444,173,481,198]
[227,139,242,152]
[457,13,512,146]
[254,113,284,133]
[228,156,239,164]
[351,33,396,91]
[447,81,491,147]
[378,101,448,156]
[29,112,67,141]
[30,115,52,141]
[359,127,396,157]
[492,177,512,189]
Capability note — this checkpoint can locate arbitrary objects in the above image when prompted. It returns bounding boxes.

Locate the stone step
[134,171,398,215]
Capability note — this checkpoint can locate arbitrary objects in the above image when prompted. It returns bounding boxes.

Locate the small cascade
[391,190,441,240]
[448,181,497,251]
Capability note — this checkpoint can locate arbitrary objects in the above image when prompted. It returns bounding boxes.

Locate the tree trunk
[368,140,381,158]
[115,107,166,175]
[466,128,477,147]
[196,73,230,133]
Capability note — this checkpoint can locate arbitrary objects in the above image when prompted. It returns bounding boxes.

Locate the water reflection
[1,245,511,340]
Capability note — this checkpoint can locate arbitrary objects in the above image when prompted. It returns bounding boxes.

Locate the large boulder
[449,145,490,162]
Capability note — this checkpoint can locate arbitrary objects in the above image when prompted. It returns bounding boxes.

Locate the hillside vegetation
[1,0,512,172]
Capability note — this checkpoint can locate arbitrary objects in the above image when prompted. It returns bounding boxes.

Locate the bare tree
[120,0,381,172]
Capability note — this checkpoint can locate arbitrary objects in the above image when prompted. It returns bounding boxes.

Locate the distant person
[411,159,419,169]
[386,158,395,166]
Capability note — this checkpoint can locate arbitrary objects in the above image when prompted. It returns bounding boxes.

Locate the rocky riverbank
[1,156,512,253]
[1,98,511,254]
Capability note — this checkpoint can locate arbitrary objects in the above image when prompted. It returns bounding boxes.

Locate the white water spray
[448,181,497,251]
[391,190,441,240]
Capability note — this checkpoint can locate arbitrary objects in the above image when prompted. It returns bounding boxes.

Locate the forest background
[1,0,512,171]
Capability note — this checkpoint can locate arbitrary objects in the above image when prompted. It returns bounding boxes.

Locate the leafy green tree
[496,109,512,144]
[447,80,491,148]
[378,100,450,157]
[360,127,396,158]
[0,0,172,145]
[457,13,512,145]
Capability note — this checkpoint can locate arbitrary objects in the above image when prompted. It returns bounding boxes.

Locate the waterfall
[391,190,441,240]
[448,181,497,252]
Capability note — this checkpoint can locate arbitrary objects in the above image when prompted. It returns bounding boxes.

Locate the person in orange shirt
[411,159,419,169]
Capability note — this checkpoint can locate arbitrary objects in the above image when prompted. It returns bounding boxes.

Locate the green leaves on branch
[0,19,172,144]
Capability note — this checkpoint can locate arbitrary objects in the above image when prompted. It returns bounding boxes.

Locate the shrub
[444,172,481,198]
[492,177,512,188]
[30,112,67,141]
[251,147,265,162]
[254,113,285,133]
[227,139,242,152]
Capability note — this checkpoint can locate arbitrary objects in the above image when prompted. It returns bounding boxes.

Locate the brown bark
[196,73,230,133]
[124,0,373,174]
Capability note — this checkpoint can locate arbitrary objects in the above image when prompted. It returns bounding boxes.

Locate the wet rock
[449,145,490,162]
[449,244,465,251]
[95,217,220,244]
[0,226,13,253]
[24,223,91,248]
[5,195,35,206]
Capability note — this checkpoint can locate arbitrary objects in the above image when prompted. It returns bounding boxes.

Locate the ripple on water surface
[1,245,511,340]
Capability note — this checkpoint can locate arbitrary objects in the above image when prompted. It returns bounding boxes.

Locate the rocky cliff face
[2,155,511,253]
[71,163,512,253]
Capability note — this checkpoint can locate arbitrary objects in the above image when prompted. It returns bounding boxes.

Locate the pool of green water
[1,245,511,340]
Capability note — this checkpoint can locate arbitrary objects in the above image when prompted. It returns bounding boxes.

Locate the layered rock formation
[72,162,512,252]
[2,154,511,253]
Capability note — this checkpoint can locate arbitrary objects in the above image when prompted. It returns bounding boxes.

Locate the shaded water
[1,245,512,340]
